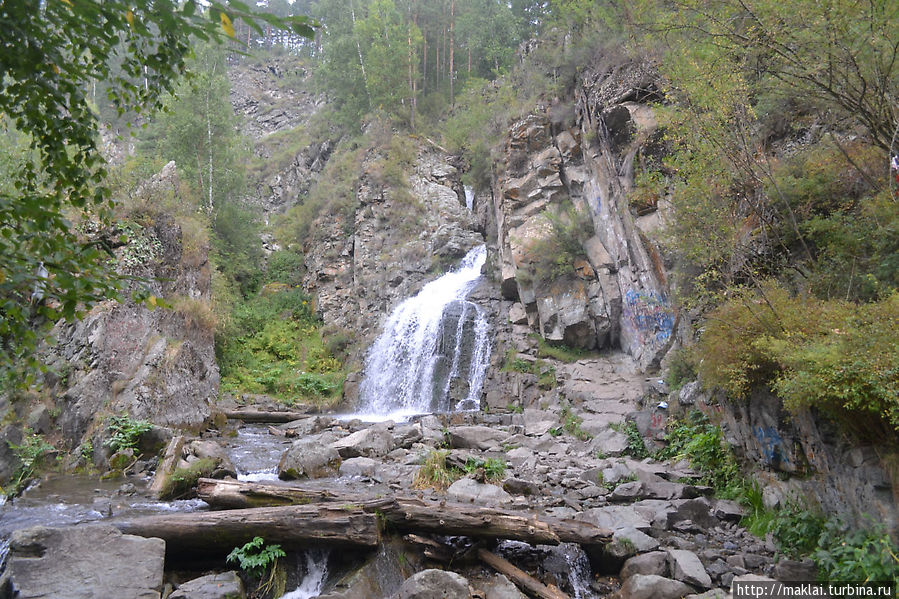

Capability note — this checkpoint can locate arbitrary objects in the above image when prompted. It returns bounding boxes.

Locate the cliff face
[43,164,219,446]
[492,58,674,370]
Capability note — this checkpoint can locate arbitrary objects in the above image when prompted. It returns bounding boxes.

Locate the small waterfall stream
[356,244,490,420]
[280,549,330,599]
[464,185,475,211]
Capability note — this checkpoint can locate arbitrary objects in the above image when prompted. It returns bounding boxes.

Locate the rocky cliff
[42,163,219,447]
[493,58,674,371]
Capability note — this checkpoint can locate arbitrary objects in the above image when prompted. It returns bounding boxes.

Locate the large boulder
[278,437,341,480]
[169,572,244,599]
[447,479,514,506]
[331,424,395,459]
[614,574,691,599]
[393,569,471,599]
[0,524,165,599]
[448,426,509,451]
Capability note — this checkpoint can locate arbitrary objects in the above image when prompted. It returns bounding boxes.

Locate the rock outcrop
[492,58,674,369]
[42,163,218,448]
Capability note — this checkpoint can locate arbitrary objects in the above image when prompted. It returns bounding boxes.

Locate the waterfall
[464,185,474,211]
[356,244,490,420]
[280,549,330,599]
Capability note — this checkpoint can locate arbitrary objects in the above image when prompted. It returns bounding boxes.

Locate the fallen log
[114,504,379,550]
[218,409,311,423]
[196,478,343,509]
[478,549,568,599]
[148,435,184,498]
[196,479,611,547]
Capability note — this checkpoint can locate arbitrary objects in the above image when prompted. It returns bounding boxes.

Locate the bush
[656,410,743,495]
[665,347,697,392]
[699,284,899,440]
[815,519,899,584]
[7,429,56,495]
[523,204,594,287]
[103,415,153,454]
[414,449,461,490]
[227,536,286,580]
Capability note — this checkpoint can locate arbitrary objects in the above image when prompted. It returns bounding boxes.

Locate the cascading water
[464,185,475,211]
[356,244,490,420]
[280,549,330,599]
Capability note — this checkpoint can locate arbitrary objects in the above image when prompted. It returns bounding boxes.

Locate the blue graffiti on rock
[622,288,675,345]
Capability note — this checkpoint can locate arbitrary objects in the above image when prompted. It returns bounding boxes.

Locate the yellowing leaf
[61,0,73,6]
[220,12,235,38]
[51,64,60,74]
[125,10,134,29]
[147,295,157,310]
[0,269,5,284]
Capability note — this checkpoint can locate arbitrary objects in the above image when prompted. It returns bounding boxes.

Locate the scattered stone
[621,551,669,579]
[0,524,164,599]
[577,505,651,532]
[482,573,527,599]
[773,559,817,582]
[170,571,244,599]
[668,549,712,589]
[339,457,381,479]
[590,429,628,457]
[503,477,540,496]
[447,478,514,506]
[615,574,692,599]
[611,481,644,502]
[394,569,471,599]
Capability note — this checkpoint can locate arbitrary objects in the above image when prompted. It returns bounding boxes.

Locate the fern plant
[227,536,286,579]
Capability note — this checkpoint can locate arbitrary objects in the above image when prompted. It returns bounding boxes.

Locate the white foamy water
[280,549,329,599]
[356,244,490,419]
[464,185,475,211]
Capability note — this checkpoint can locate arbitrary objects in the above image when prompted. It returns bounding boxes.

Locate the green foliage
[752,502,826,558]
[502,352,557,389]
[698,284,899,440]
[535,337,593,363]
[227,536,287,580]
[414,449,461,490]
[265,250,306,288]
[815,519,899,585]
[464,457,507,482]
[7,429,56,495]
[664,348,697,392]
[655,410,743,495]
[559,406,592,441]
[0,0,313,389]
[522,204,594,287]
[160,458,217,500]
[103,415,153,454]
[622,420,650,459]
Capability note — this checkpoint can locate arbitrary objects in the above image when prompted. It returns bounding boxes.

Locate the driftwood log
[217,409,312,423]
[114,503,380,550]
[194,478,611,548]
[478,549,569,599]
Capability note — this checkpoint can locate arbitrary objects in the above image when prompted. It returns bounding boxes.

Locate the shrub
[103,415,153,454]
[560,406,592,441]
[7,429,56,495]
[463,457,507,482]
[622,420,649,459]
[699,284,899,440]
[665,347,697,392]
[814,519,899,584]
[523,203,594,287]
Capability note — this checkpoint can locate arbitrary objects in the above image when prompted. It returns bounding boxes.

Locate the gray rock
[621,551,669,579]
[615,574,692,599]
[508,303,528,325]
[26,405,51,434]
[184,439,236,477]
[0,524,164,599]
[394,569,471,599]
[591,429,628,457]
[447,478,513,506]
[278,437,341,479]
[614,526,660,553]
[577,505,651,532]
[523,409,557,437]
[331,424,395,458]
[686,591,728,599]
[611,481,644,502]
[712,499,744,522]
[170,571,244,599]
[482,574,527,599]
[448,426,509,451]
[773,559,817,582]
[0,425,23,484]
[339,457,381,479]
[503,477,540,496]
[668,549,712,589]
[667,498,718,530]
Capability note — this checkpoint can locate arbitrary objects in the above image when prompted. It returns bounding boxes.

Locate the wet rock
[448,426,509,451]
[278,437,341,479]
[170,571,244,599]
[332,424,395,458]
[614,574,692,599]
[447,478,514,506]
[184,439,237,478]
[394,569,471,599]
[0,524,164,599]
[668,549,712,589]
[620,551,669,579]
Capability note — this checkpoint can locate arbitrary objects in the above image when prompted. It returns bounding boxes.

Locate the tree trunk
[478,549,569,599]
[114,504,380,551]
[195,479,612,548]
[148,436,184,498]
[217,408,314,423]
[449,0,455,105]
